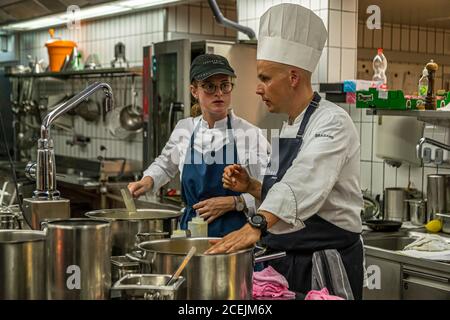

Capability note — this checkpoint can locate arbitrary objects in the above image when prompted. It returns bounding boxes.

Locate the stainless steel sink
[363,236,417,251]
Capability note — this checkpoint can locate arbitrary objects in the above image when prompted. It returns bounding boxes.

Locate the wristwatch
[248,213,268,237]
[234,195,246,212]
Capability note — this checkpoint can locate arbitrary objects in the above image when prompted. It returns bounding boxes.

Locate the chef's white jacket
[260,99,363,234]
[144,110,270,215]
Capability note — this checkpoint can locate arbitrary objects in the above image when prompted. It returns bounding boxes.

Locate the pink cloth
[252,266,296,300]
[305,288,344,300]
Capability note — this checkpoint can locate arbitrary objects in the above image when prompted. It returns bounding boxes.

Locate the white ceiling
[358,0,450,29]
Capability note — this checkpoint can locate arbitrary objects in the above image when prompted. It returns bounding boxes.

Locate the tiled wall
[17,1,236,164]
[236,0,359,90]
[356,19,450,200]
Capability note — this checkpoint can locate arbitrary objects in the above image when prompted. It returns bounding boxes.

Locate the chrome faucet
[416,137,450,165]
[26,82,114,199]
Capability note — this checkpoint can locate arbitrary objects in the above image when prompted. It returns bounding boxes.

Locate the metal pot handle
[254,251,286,264]
[125,251,149,264]
[135,231,170,243]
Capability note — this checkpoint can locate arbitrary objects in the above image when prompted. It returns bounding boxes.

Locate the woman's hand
[128,176,154,198]
[222,164,251,193]
[192,196,235,224]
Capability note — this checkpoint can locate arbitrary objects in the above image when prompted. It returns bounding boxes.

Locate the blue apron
[261,92,364,299]
[180,115,247,237]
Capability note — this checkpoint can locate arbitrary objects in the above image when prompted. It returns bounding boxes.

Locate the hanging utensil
[166,246,196,286]
[119,76,143,131]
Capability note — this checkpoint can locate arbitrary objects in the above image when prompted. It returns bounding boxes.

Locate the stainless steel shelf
[5,67,142,78]
[366,109,450,126]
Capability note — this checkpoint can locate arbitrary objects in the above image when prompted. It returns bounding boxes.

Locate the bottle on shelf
[418,67,429,99]
[372,48,388,89]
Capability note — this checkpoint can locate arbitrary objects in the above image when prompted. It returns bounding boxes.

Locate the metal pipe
[207,0,256,40]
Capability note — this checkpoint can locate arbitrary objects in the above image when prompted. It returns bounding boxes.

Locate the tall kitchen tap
[23,82,113,229]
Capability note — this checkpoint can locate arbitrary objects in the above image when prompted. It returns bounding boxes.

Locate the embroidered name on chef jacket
[314,132,334,140]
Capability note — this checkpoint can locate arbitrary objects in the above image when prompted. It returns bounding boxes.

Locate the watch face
[252,215,263,225]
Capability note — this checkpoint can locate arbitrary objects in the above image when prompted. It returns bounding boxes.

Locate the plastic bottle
[372,48,388,88]
[418,67,429,98]
[187,216,208,237]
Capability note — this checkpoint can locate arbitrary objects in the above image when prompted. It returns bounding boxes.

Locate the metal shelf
[5,67,142,78]
[366,108,450,126]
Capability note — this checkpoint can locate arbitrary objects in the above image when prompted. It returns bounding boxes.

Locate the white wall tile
[342,0,356,12]
[384,164,397,188]
[381,24,391,50]
[327,47,341,82]
[409,166,424,192]
[427,29,436,54]
[410,27,418,52]
[418,28,427,53]
[373,29,382,49]
[310,0,321,11]
[201,6,213,35]
[360,162,371,192]
[176,5,189,33]
[372,162,384,196]
[401,26,409,52]
[320,0,328,10]
[436,30,444,55]
[328,10,341,47]
[361,122,373,161]
[189,6,201,34]
[349,105,361,122]
[341,11,356,48]
[318,48,328,83]
[392,25,400,51]
[341,48,356,80]
[168,6,176,32]
[397,165,410,188]
[444,32,450,55]
[329,0,341,10]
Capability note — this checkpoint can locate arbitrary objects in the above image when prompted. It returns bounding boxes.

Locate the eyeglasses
[200,81,234,94]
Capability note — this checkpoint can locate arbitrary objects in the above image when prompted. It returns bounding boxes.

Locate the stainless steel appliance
[45,218,111,300]
[384,188,410,222]
[0,230,46,299]
[128,237,285,300]
[426,174,450,221]
[402,268,450,300]
[85,208,182,255]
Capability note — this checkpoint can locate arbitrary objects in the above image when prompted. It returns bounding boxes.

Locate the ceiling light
[0,0,183,31]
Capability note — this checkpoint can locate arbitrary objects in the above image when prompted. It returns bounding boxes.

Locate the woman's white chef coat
[144,109,270,215]
[259,99,363,235]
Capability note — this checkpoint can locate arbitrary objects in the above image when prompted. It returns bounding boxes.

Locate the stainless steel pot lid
[86,208,182,221]
[137,237,253,256]
[0,230,46,243]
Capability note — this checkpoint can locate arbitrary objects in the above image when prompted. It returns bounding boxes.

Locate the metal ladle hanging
[120,76,143,131]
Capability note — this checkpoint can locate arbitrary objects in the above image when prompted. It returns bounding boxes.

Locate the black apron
[261,92,364,299]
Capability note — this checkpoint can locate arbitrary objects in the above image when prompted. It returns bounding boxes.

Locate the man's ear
[289,69,300,88]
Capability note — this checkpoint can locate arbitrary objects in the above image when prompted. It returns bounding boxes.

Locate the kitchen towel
[252,266,296,299]
[305,288,344,300]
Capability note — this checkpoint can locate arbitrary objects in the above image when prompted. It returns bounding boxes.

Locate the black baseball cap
[190,54,236,83]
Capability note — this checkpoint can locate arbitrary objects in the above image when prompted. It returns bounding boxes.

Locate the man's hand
[205,224,261,254]
[222,164,251,193]
[128,176,154,198]
[192,196,235,224]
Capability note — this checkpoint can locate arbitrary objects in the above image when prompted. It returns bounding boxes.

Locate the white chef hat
[257,3,328,73]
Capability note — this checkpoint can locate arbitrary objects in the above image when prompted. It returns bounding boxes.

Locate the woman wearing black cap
[128,54,270,237]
